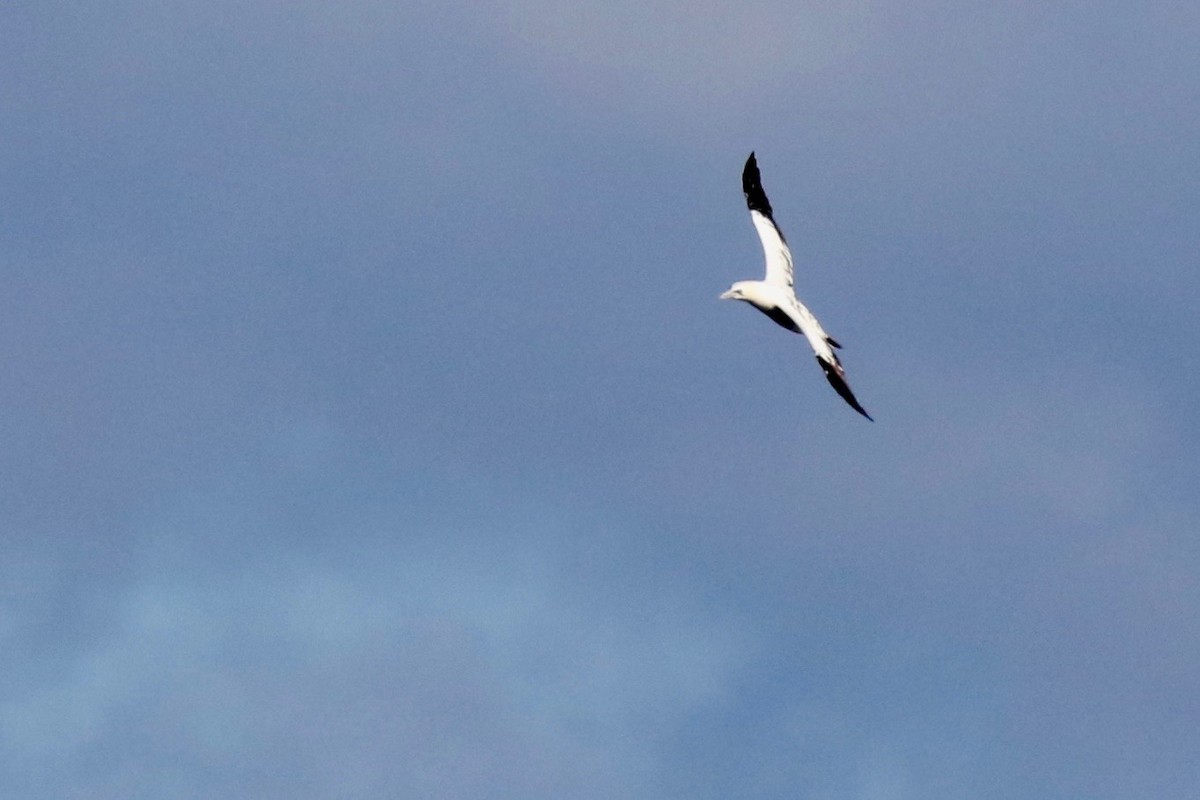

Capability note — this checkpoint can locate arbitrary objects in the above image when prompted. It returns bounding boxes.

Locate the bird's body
[720,153,872,420]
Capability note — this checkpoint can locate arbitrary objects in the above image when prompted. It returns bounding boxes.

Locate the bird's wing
[742,153,794,290]
[816,354,873,421]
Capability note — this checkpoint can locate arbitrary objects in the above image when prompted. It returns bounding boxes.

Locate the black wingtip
[816,356,873,421]
[742,152,774,219]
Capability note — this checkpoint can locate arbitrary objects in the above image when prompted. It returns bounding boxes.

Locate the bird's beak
[719,289,735,300]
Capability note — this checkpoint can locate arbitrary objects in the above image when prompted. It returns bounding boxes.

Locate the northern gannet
[720,152,873,420]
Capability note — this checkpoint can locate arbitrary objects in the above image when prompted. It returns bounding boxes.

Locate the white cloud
[0,488,753,798]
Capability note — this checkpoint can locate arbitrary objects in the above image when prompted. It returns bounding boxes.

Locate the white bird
[720,152,872,420]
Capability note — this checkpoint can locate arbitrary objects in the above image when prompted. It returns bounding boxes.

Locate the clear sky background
[3,2,1199,797]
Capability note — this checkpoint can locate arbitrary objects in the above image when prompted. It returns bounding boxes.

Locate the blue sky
[3,2,1198,797]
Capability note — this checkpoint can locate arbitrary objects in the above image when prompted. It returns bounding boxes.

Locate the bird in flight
[720,152,873,420]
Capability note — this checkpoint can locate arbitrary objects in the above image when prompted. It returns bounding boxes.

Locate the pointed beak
[719,289,735,300]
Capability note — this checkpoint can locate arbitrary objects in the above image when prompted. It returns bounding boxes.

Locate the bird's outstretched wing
[816,355,873,421]
[742,153,793,290]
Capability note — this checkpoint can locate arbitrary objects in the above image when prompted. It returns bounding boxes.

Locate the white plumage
[720,152,872,421]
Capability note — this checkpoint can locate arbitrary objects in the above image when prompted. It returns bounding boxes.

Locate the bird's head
[719,281,750,301]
